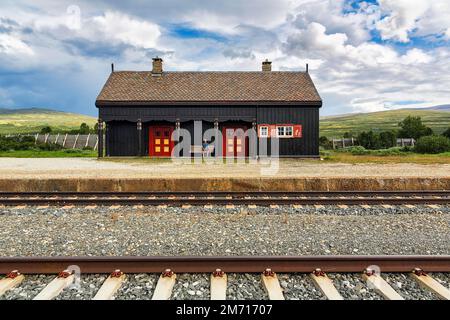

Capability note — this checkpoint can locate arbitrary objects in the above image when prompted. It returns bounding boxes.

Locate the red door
[149,126,174,157]
[222,126,248,157]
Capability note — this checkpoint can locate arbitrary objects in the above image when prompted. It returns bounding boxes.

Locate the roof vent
[262,59,272,72]
[152,57,163,75]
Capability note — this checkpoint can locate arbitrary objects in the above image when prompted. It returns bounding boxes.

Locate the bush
[370,147,404,156]
[40,126,52,134]
[37,142,63,151]
[82,146,94,151]
[348,146,368,155]
[0,135,35,151]
[415,135,450,154]
[357,130,398,150]
[442,128,450,139]
[319,136,332,149]
[379,131,397,149]
[63,149,79,154]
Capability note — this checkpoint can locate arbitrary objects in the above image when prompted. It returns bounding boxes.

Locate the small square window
[285,126,293,137]
[259,126,269,137]
[277,126,285,137]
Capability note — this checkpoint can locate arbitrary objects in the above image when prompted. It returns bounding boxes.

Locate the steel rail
[0,256,449,274]
[0,190,449,197]
[0,197,448,206]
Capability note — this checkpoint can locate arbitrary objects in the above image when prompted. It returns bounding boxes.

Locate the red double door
[222,126,248,157]
[149,126,174,157]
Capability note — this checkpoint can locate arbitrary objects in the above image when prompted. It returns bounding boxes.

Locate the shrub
[0,135,35,151]
[415,135,450,154]
[357,130,398,150]
[442,127,450,139]
[40,126,52,134]
[37,142,63,151]
[378,131,397,149]
[63,149,79,154]
[357,131,381,150]
[348,146,368,155]
[79,123,90,134]
[82,146,94,151]
[319,136,332,149]
[370,147,404,156]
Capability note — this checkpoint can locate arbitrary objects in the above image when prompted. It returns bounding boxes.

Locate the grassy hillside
[320,109,450,138]
[0,108,96,135]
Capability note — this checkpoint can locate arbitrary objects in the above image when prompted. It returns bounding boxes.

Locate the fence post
[73,134,79,149]
[85,133,90,148]
[94,135,98,151]
[332,138,335,149]
[342,138,345,148]
[55,133,60,144]
[63,134,68,148]
[35,133,39,145]
[44,134,49,143]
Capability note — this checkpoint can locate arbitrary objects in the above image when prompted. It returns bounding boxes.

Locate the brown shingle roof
[96,71,322,106]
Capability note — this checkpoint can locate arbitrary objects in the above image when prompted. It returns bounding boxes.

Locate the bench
[190,145,215,157]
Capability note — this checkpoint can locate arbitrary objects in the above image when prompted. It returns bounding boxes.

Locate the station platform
[0,158,449,192]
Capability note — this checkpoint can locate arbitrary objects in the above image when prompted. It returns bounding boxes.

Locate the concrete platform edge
[0,177,449,192]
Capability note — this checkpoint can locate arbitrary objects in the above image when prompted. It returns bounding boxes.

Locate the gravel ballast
[0,205,448,256]
[114,273,157,300]
[383,273,438,300]
[329,273,382,300]
[0,204,448,300]
[279,274,324,300]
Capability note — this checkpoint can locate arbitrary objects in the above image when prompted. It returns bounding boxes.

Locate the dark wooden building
[95,58,322,158]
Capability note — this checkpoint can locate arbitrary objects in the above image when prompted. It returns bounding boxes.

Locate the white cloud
[0,34,34,55]
[288,0,379,45]
[89,11,160,49]
[0,0,449,116]
[375,0,450,42]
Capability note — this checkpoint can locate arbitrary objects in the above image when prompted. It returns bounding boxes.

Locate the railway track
[0,256,449,300]
[0,190,449,206]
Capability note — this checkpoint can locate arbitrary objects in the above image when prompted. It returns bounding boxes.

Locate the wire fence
[33,133,99,150]
[331,138,415,149]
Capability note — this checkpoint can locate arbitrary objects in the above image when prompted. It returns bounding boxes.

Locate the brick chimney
[152,57,163,75]
[262,59,272,72]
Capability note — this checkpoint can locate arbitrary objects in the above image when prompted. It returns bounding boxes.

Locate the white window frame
[259,126,269,137]
[276,125,294,138]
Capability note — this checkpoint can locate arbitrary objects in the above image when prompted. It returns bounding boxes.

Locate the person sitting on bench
[202,140,211,157]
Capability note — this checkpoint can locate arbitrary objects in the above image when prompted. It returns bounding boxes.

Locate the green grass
[320,109,450,138]
[0,149,97,158]
[0,109,96,135]
[321,150,450,164]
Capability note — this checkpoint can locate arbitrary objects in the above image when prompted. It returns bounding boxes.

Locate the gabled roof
[96,71,322,106]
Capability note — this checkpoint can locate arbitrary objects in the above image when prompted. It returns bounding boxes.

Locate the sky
[0,0,450,116]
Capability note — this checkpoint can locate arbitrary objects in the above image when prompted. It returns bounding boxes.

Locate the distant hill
[0,108,96,135]
[412,104,450,112]
[320,108,450,138]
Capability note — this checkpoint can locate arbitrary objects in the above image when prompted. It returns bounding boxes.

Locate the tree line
[40,122,99,135]
[320,116,450,154]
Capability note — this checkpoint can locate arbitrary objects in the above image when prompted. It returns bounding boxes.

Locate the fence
[34,133,99,150]
[331,138,415,149]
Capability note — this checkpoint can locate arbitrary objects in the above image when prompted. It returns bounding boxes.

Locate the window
[277,126,285,137]
[259,126,269,137]
[285,126,293,137]
[276,125,294,138]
